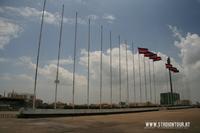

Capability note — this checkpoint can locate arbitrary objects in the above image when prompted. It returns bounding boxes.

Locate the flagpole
[72,12,78,109]
[54,4,64,109]
[87,18,90,109]
[165,66,170,105]
[138,51,142,103]
[125,41,129,107]
[143,56,147,103]
[118,35,122,108]
[100,25,103,109]
[153,61,156,104]
[131,42,136,103]
[177,74,180,100]
[167,57,174,106]
[109,31,113,108]
[33,0,46,110]
[148,59,152,103]
[173,72,176,105]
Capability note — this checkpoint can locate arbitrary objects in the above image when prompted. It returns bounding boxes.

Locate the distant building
[0,91,43,110]
[179,99,191,105]
[160,92,180,105]
[7,91,34,102]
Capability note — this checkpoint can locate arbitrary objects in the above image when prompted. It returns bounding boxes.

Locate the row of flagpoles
[33,0,182,109]
[138,48,162,104]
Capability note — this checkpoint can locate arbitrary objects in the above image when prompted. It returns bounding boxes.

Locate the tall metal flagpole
[148,59,152,103]
[138,51,142,103]
[153,61,156,104]
[172,74,176,104]
[173,71,176,104]
[118,35,122,108]
[54,4,64,109]
[143,56,147,102]
[165,66,170,105]
[167,57,173,105]
[131,42,136,103]
[72,12,78,109]
[87,18,90,109]
[169,70,174,105]
[125,41,129,107]
[100,25,103,109]
[109,31,113,108]
[33,0,46,110]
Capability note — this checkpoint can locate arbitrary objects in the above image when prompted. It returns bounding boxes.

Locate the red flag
[149,53,157,60]
[144,51,154,57]
[138,47,148,54]
[169,67,178,73]
[174,69,179,73]
[153,56,161,61]
[165,63,173,69]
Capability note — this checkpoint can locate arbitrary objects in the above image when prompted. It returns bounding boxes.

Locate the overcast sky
[0,0,200,104]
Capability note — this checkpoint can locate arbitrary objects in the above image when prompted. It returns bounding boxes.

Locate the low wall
[19,108,159,118]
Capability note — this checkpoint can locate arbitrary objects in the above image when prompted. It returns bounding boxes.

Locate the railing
[0,112,18,118]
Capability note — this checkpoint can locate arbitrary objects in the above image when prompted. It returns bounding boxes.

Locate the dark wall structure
[160,92,180,105]
[0,97,26,111]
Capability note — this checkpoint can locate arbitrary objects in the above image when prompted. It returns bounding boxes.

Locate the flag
[169,67,176,72]
[169,67,179,73]
[138,47,148,54]
[153,56,161,61]
[175,69,179,73]
[174,69,179,73]
[149,53,157,60]
[144,51,155,57]
[165,63,173,69]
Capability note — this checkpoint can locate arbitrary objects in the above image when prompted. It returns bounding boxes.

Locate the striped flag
[144,51,155,57]
[153,56,162,61]
[165,63,173,69]
[169,67,179,73]
[138,47,148,54]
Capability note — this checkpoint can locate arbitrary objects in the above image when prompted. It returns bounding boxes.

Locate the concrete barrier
[19,108,159,118]
[166,106,193,110]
